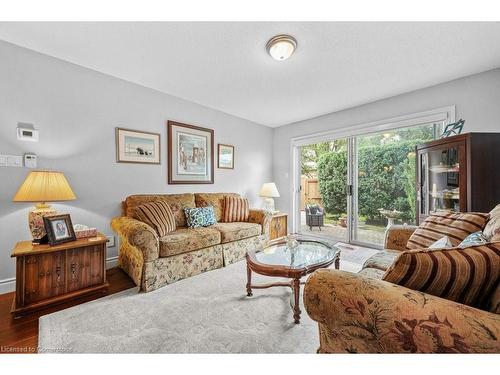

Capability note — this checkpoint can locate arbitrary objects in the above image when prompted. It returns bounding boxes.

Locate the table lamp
[13,170,76,244]
[259,182,280,213]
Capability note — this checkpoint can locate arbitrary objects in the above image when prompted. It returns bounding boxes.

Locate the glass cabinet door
[419,143,464,221]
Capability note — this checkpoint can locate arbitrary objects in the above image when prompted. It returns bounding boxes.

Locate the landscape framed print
[115,127,161,164]
[218,144,234,169]
[167,120,214,184]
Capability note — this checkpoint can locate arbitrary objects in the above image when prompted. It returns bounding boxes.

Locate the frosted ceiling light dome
[266,34,297,61]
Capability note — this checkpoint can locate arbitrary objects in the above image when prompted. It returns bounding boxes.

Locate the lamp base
[29,204,57,243]
[262,197,278,213]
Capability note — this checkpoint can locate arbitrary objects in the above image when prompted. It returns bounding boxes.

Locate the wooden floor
[0,267,135,354]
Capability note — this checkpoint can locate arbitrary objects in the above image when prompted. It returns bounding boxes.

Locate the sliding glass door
[352,124,438,246]
[299,138,349,242]
[297,121,442,247]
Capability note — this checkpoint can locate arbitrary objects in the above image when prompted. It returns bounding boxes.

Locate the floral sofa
[304,225,500,353]
[111,193,272,292]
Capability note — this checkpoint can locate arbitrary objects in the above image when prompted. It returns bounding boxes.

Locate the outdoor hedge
[317,140,425,224]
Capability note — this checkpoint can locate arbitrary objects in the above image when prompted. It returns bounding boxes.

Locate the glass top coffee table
[245,235,340,324]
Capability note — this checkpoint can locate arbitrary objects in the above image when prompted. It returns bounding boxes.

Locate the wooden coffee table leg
[292,278,301,324]
[246,263,253,297]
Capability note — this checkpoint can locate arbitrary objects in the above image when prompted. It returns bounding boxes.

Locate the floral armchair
[304,225,500,353]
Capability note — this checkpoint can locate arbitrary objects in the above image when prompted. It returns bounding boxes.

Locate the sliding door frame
[290,106,455,246]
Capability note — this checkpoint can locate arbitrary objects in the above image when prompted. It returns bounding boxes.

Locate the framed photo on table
[43,214,77,246]
[115,127,161,164]
[218,144,234,169]
[167,121,214,184]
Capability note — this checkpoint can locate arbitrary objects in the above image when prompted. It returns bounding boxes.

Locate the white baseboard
[0,256,120,295]
[0,277,16,294]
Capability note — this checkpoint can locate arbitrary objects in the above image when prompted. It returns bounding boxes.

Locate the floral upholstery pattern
[361,250,399,271]
[304,269,500,353]
[142,245,224,292]
[194,193,240,222]
[384,225,418,251]
[357,267,385,279]
[159,227,221,257]
[212,222,262,243]
[123,193,196,227]
[113,193,273,292]
[248,209,273,235]
[222,234,268,265]
[111,216,159,262]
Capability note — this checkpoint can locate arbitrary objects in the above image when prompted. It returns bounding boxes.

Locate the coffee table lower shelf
[245,255,340,324]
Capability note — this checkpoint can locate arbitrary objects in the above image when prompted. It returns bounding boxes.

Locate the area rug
[39,244,378,353]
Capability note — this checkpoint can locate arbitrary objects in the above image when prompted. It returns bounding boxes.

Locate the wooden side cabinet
[416,132,500,224]
[11,234,109,317]
[269,213,288,240]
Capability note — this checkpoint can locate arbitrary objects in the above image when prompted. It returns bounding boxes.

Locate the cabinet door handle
[71,263,77,278]
[56,265,61,282]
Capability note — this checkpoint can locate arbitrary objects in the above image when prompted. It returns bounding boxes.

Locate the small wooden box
[269,213,288,240]
[11,234,109,316]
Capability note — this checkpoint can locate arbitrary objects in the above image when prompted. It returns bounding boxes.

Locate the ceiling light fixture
[266,34,297,61]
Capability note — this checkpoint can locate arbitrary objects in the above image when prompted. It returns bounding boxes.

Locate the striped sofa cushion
[383,244,500,309]
[223,196,249,222]
[406,212,489,250]
[132,200,176,237]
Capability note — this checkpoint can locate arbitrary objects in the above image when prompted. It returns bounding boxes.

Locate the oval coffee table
[245,236,340,324]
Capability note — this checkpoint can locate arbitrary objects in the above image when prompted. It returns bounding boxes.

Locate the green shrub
[317,140,427,224]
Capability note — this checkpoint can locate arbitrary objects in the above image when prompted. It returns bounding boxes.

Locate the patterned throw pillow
[383,245,500,309]
[132,200,176,237]
[484,204,500,240]
[458,231,489,248]
[428,236,452,249]
[406,212,489,250]
[184,206,217,228]
[223,196,249,222]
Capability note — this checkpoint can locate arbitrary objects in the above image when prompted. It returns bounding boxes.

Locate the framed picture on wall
[167,121,214,184]
[218,144,234,169]
[115,127,161,164]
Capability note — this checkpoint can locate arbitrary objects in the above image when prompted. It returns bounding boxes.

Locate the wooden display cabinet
[416,132,500,224]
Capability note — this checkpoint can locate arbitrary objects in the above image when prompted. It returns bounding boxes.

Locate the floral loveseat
[304,225,500,353]
[111,193,271,292]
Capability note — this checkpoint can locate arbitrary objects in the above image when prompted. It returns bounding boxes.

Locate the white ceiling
[1,22,500,127]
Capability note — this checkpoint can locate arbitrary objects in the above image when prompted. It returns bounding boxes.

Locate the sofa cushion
[212,222,261,243]
[362,250,400,271]
[184,206,217,228]
[428,235,453,249]
[131,200,176,237]
[159,227,221,257]
[124,193,196,228]
[406,212,489,250]
[383,244,500,309]
[358,267,385,279]
[484,204,500,240]
[194,193,240,222]
[223,196,250,222]
[458,231,489,248]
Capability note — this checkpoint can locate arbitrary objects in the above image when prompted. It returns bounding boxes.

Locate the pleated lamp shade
[13,170,76,203]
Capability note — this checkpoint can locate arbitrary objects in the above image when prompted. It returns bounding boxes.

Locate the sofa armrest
[248,209,273,235]
[304,269,500,353]
[384,225,418,251]
[111,216,159,262]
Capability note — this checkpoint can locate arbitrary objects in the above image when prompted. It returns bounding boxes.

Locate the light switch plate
[0,154,22,167]
[106,235,115,248]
